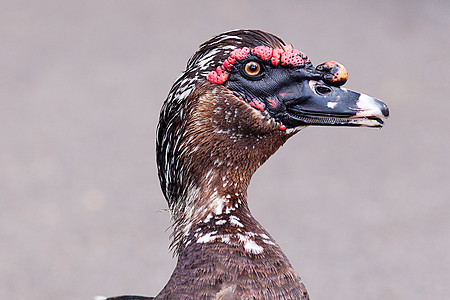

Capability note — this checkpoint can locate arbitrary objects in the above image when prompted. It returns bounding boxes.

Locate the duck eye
[244,61,261,76]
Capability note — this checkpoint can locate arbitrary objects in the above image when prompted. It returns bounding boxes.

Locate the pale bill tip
[355,93,387,120]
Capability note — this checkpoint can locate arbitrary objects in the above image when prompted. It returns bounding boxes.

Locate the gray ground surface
[1,0,449,299]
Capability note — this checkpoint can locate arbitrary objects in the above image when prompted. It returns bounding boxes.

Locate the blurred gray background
[1,0,449,299]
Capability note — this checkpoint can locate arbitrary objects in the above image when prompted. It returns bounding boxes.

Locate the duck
[102,29,389,300]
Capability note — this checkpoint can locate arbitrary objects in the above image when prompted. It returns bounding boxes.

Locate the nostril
[315,84,332,96]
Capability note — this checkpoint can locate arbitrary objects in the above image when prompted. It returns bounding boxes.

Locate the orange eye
[244,61,261,76]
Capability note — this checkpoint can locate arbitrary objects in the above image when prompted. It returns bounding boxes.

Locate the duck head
[209,43,389,129]
[156,30,389,252]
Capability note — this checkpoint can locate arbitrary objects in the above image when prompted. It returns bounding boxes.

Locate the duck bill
[282,80,389,128]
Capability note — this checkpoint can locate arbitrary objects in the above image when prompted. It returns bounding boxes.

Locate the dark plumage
[104,29,389,299]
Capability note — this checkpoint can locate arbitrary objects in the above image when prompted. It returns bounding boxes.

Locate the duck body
[157,233,307,299]
[105,29,388,299]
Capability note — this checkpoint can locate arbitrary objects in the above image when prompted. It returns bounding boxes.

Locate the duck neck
[169,145,266,253]
[159,82,299,253]
[175,165,275,256]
